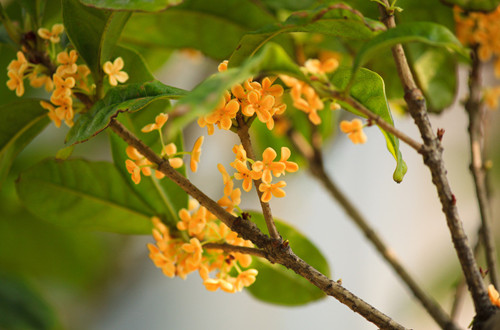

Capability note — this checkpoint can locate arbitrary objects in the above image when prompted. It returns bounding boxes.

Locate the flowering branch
[465,46,499,290]
[377,1,495,324]
[235,112,281,240]
[287,128,458,330]
[109,118,406,329]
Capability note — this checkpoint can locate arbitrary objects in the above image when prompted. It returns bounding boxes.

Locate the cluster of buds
[148,200,258,293]
[125,113,204,184]
[6,23,129,127]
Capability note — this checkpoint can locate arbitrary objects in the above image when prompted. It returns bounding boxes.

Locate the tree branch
[203,242,267,258]
[235,113,281,240]
[288,129,458,330]
[377,2,495,325]
[465,46,499,289]
[109,119,406,330]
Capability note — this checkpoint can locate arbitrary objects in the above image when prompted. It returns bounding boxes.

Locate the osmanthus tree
[2,0,500,328]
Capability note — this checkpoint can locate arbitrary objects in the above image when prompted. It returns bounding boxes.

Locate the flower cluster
[454,5,500,76]
[148,200,258,293]
[6,23,129,127]
[125,113,204,184]
[279,57,339,125]
[198,60,287,134]
[224,144,298,203]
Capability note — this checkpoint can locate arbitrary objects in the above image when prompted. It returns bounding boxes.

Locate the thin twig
[377,1,495,325]
[288,129,458,330]
[451,227,482,321]
[203,242,267,258]
[465,46,499,289]
[327,90,423,152]
[109,119,406,329]
[235,113,281,240]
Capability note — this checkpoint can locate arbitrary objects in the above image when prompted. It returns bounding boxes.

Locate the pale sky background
[87,53,499,330]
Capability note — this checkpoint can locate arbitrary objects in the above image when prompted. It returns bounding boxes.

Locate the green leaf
[1,177,118,290]
[0,273,57,330]
[441,0,500,11]
[122,0,283,60]
[246,211,330,305]
[229,3,380,66]
[109,102,188,227]
[80,0,183,12]
[61,0,131,88]
[65,81,187,145]
[352,22,470,77]
[260,0,319,11]
[16,158,154,234]
[409,44,457,112]
[0,100,50,188]
[175,43,306,129]
[331,68,407,182]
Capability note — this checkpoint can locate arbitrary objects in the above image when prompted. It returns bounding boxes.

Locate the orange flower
[252,147,286,184]
[8,51,29,75]
[29,73,54,92]
[40,101,61,128]
[103,57,129,86]
[303,58,339,75]
[203,278,235,292]
[163,143,184,169]
[6,71,24,97]
[125,159,142,184]
[190,136,204,172]
[142,113,169,133]
[234,269,258,291]
[488,284,500,307]
[56,50,78,76]
[205,97,240,131]
[233,160,261,192]
[340,119,367,144]
[484,86,500,110]
[177,206,208,237]
[52,74,75,99]
[279,147,299,174]
[198,116,215,135]
[259,181,287,203]
[218,187,241,214]
[242,90,274,123]
[218,60,228,72]
[38,24,64,43]
[217,164,234,196]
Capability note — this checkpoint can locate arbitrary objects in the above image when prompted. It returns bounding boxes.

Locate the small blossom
[488,284,500,308]
[217,164,234,196]
[40,101,61,128]
[29,73,54,92]
[279,147,299,174]
[103,57,129,86]
[303,58,339,75]
[340,119,367,144]
[234,160,261,192]
[142,113,169,133]
[190,136,204,172]
[125,159,142,184]
[205,97,240,131]
[218,187,241,214]
[56,50,78,76]
[218,60,228,72]
[38,24,64,43]
[6,71,24,97]
[198,116,215,135]
[163,143,184,169]
[252,147,286,184]
[52,74,75,99]
[8,51,29,75]
[234,269,258,291]
[259,181,287,203]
